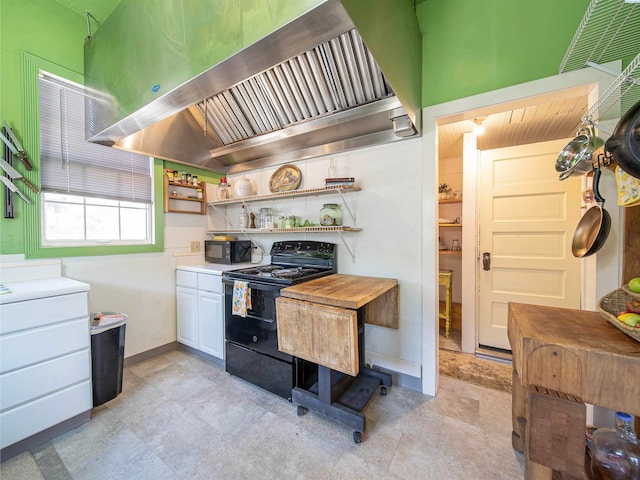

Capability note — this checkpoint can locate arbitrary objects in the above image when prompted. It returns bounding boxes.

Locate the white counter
[176,262,261,276]
[0,277,90,305]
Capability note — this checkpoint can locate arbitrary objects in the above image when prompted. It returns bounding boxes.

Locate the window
[38,71,154,246]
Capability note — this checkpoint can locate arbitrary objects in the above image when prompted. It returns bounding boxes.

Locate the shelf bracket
[335,189,356,224]
[337,231,356,262]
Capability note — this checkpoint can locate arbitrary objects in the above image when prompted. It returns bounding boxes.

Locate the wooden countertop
[280,274,397,309]
[277,274,400,375]
[508,302,640,416]
[280,274,399,329]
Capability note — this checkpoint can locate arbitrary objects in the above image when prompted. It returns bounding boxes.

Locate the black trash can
[90,312,127,407]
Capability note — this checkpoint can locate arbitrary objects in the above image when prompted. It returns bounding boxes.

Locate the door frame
[421,64,619,396]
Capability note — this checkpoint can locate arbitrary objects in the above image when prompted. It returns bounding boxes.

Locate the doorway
[422,65,617,396]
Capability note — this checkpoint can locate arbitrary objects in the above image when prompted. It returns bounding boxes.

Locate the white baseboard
[365,351,421,378]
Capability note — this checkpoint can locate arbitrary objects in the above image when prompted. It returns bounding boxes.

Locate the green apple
[629,277,640,294]
[622,313,640,327]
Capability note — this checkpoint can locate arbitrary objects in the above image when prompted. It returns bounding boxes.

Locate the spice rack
[163,176,207,214]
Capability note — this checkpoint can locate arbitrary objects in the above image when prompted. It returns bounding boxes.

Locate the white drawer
[0,380,91,449]
[197,273,223,293]
[0,318,90,374]
[176,270,198,288]
[0,292,88,335]
[1,349,91,411]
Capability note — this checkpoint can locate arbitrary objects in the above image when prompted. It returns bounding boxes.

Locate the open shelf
[164,177,206,214]
[208,185,360,206]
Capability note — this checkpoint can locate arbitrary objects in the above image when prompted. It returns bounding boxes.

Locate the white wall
[60,211,209,358]
[48,137,425,377]
[222,139,424,376]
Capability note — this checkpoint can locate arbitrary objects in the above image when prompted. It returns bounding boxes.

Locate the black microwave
[205,240,252,264]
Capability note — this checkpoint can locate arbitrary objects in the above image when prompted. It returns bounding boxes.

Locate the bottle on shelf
[590,411,640,480]
[239,205,248,229]
[328,157,338,178]
[216,177,230,200]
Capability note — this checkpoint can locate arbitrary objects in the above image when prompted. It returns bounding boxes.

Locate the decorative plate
[269,164,301,193]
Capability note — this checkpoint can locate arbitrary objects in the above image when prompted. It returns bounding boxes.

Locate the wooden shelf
[438,199,462,204]
[207,226,362,234]
[439,223,462,227]
[164,176,206,214]
[207,185,360,206]
[439,250,461,255]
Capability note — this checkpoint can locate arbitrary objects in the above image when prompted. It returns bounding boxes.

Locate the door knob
[482,252,491,271]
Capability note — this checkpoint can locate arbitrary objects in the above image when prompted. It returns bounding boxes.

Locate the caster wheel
[353,431,363,444]
[297,406,308,416]
[380,386,388,396]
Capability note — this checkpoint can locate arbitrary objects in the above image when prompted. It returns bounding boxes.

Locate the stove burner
[223,241,336,285]
[271,267,319,279]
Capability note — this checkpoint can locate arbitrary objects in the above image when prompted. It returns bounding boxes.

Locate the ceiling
[437,92,588,160]
[54,0,589,162]
[53,0,122,24]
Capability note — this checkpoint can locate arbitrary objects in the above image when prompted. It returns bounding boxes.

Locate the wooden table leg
[512,369,526,453]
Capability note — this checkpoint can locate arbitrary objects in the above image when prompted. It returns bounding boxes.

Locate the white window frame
[38,71,155,247]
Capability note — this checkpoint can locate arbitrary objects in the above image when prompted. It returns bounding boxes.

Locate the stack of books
[325,177,355,187]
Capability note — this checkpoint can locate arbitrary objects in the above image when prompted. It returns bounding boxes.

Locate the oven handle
[244,314,274,323]
[223,278,283,292]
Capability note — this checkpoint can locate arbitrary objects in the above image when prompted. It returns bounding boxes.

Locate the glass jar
[319,203,343,226]
[590,412,640,480]
[258,208,275,228]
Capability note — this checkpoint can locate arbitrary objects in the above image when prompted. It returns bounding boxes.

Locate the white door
[478,139,582,350]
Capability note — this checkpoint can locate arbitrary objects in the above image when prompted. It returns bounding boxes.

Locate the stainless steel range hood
[84,0,421,174]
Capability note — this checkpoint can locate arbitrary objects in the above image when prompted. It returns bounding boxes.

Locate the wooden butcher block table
[276,274,399,443]
[508,302,640,479]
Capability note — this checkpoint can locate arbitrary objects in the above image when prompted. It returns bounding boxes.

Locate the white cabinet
[0,280,91,452]
[176,269,224,359]
[176,285,198,348]
[198,291,224,358]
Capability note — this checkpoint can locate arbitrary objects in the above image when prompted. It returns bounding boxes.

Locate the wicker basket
[621,284,640,298]
[598,288,640,342]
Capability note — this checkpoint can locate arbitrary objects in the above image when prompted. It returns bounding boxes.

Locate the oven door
[223,280,291,363]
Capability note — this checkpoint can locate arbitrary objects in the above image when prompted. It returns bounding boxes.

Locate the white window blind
[39,73,152,203]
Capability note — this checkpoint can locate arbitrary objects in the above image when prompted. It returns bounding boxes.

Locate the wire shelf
[581,53,640,126]
[560,0,640,128]
[560,0,640,74]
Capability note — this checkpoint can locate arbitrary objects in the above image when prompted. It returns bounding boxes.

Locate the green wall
[417,0,591,106]
[0,0,221,256]
[1,0,595,255]
[1,0,87,254]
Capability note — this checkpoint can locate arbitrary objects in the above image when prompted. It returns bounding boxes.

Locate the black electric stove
[224,241,337,286]
[222,241,337,400]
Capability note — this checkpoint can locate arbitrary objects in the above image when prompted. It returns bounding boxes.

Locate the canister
[319,203,342,226]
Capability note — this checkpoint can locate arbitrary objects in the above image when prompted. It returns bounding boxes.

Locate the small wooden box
[528,386,586,478]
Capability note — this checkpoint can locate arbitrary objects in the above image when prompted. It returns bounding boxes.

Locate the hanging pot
[605,99,640,179]
[555,126,604,180]
[571,167,611,258]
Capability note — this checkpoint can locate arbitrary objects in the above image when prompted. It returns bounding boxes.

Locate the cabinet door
[198,291,224,359]
[176,286,198,348]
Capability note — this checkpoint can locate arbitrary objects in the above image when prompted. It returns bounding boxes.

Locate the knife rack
[1,126,14,218]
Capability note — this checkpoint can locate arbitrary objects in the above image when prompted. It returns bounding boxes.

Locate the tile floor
[1,349,524,480]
